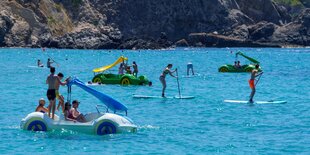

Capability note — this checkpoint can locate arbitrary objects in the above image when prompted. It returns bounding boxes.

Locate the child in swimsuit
[55,73,68,113]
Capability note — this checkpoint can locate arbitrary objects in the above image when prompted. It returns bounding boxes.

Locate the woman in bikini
[159,64,177,97]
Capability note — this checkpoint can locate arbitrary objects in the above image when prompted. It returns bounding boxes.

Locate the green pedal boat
[218,52,262,73]
[92,56,151,85]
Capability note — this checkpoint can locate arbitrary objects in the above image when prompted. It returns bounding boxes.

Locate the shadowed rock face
[0,0,309,48]
[91,0,289,39]
[300,0,310,8]
[272,8,310,46]
[91,0,233,40]
[236,0,284,24]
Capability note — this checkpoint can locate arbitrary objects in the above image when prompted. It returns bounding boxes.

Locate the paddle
[42,48,60,67]
[48,54,60,67]
[255,72,263,86]
[175,68,181,98]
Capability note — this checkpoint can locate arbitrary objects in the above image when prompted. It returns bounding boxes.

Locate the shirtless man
[55,73,68,113]
[249,64,263,103]
[46,68,67,119]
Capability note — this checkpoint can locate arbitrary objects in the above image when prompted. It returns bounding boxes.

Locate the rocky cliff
[0,0,309,49]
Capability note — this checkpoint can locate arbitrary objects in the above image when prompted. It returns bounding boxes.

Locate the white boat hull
[20,112,137,135]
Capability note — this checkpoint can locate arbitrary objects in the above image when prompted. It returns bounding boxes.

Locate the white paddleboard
[224,99,287,104]
[133,94,195,99]
[28,65,47,69]
[182,74,201,78]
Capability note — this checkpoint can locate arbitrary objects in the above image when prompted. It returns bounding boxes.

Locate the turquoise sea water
[0,48,309,154]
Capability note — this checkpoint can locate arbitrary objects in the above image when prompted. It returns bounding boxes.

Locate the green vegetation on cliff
[273,0,304,6]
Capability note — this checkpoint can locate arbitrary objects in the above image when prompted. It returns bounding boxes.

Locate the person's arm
[43,107,49,113]
[56,76,67,86]
[168,70,177,78]
[256,71,263,77]
[171,68,177,73]
[35,106,40,112]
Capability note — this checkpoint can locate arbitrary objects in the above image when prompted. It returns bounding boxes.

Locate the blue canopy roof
[67,78,128,113]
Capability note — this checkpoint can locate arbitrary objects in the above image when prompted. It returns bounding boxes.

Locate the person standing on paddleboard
[159,64,177,97]
[187,62,194,76]
[47,58,54,68]
[249,64,263,103]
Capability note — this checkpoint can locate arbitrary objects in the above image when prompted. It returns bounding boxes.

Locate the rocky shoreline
[0,0,309,49]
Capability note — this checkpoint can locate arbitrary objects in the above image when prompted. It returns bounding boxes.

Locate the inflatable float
[218,52,262,73]
[92,56,151,85]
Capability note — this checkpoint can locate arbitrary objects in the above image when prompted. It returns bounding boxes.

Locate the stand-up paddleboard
[182,73,201,78]
[174,95,195,99]
[133,94,195,99]
[27,65,48,69]
[224,99,287,104]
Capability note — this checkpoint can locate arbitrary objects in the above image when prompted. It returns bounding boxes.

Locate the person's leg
[81,115,87,122]
[248,80,255,102]
[162,80,166,97]
[191,66,195,75]
[56,102,61,111]
[76,113,87,122]
[159,77,166,97]
[59,95,65,113]
[249,88,255,102]
[187,66,189,76]
[51,100,56,119]
[48,101,52,118]
[47,90,52,117]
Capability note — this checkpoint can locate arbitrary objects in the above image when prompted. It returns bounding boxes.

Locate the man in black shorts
[46,67,57,119]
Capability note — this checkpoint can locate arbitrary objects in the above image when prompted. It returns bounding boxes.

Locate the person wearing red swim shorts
[249,64,263,103]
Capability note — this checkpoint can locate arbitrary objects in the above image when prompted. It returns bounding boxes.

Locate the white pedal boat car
[20,78,137,135]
